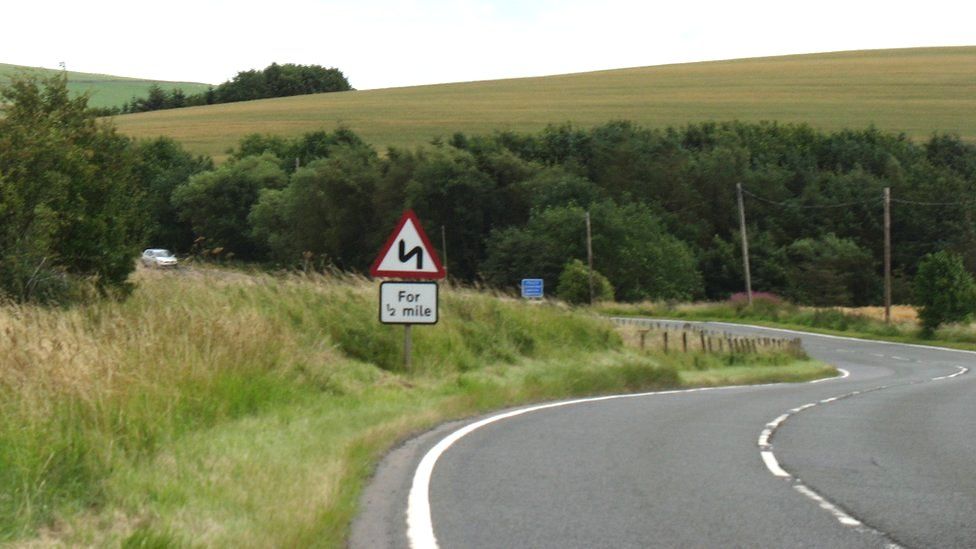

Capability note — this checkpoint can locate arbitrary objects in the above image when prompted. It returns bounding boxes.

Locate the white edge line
[406,384,745,549]
[411,319,966,547]
[809,367,850,383]
[761,451,790,478]
[934,366,969,381]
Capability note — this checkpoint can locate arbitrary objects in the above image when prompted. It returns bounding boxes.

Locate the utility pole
[586,211,595,304]
[884,187,892,324]
[441,225,448,276]
[736,183,753,306]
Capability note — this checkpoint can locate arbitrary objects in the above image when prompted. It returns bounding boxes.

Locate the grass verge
[0,269,830,546]
[599,299,976,352]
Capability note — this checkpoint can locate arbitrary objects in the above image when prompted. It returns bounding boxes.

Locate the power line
[742,186,976,210]
[890,198,976,207]
[741,188,882,209]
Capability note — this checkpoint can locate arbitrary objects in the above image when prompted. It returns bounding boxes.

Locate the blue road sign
[521,278,544,298]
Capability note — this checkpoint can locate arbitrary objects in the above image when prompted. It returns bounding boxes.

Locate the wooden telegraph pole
[586,211,595,304]
[441,225,448,276]
[736,183,753,306]
[884,187,892,324]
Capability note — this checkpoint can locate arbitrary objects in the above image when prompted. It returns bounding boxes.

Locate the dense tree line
[92,63,353,115]
[147,122,976,307]
[7,74,976,313]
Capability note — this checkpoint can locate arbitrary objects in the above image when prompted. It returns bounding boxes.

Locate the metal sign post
[404,325,412,370]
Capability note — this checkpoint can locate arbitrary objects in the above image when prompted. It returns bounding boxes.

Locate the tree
[0,74,144,302]
[172,154,287,259]
[783,234,877,306]
[250,144,380,269]
[404,147,500,279]
[482,201,702,302]
[913,251,976,332]
[214,63,352,104]
[133,137,213,252]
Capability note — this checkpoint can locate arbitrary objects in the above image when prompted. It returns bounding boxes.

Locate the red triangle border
[370,210,446,279]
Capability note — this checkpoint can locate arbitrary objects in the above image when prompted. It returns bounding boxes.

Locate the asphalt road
[351,321,976,548]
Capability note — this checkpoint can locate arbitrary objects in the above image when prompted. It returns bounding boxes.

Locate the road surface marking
[809,368,849,383]
[932,365,968,381]
[793,485,861,526]
[761,451,790,478]
[407,384,747,548]
[757,364,968,545]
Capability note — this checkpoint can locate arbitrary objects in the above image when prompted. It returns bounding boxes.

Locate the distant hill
[0,63,211,109]
[108,46,974,161]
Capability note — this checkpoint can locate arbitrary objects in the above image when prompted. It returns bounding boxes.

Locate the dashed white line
[793,485,862,527]
[758,363,968,546]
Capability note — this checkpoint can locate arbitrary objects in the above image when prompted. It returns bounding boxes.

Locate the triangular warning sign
[370,210,446,279]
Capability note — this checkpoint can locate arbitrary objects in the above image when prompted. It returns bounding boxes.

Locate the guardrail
[610,317,803,355]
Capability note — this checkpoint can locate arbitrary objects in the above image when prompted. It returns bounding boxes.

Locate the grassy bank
[599,298,976,351]
[0,269,830,546]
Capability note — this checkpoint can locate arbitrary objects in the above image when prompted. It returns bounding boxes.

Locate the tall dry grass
[0,267,829,546]
[0,266,622,543]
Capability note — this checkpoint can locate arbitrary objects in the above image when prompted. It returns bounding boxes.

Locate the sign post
[371,211,445,369]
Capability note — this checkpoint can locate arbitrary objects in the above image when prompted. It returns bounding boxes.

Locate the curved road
[351,321,976,548]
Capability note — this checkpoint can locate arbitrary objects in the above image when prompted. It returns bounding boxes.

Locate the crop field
[109,47,976,161]
[0,63,211,108]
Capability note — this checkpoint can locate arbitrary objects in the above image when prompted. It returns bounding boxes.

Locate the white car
[141,249,178,268]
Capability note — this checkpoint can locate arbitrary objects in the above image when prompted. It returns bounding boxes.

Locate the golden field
[111,47,976,161]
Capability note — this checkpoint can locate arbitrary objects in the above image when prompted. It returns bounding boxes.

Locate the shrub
[728,291,789,318]
[913,250,976,332]
[556,259,614,304]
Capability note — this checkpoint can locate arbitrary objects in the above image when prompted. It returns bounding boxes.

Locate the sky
[3,0,974,90]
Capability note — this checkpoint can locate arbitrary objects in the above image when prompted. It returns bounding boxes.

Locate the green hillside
[0,63,211,109]
[111,47,976,161]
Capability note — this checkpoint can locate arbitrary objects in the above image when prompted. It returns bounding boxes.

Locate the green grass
[109,47,976,161]
[0,63,211,109]
[0,267,831,546]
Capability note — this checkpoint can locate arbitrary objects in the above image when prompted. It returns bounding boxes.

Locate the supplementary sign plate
[380,281,438,324]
